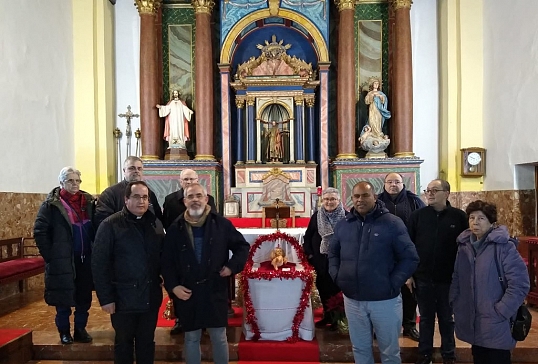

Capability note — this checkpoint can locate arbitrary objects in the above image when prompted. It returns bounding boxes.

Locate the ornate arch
[220,8,329,64]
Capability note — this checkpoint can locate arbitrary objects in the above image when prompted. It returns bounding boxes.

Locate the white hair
[58,167,81,184]
[322,187,341,199]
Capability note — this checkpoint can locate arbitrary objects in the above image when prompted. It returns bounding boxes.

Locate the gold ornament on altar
[162,298,175,320]
[270,246,288,270]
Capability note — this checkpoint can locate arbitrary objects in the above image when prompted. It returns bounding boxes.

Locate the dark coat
[328,201,419,301]
[92,208,163,313]
[34,187,95,307]
[94,180,163,228]
[303,211,326,271]
[377,187,425,225]
[161,211,249,331]
[407,202,468,283]
[450,226,530,350]
[162,188,217,230]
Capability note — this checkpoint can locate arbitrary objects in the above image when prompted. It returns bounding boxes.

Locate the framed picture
[224,197,240,218]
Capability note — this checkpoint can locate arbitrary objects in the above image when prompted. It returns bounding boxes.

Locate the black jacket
[92,208,163,313]
[94,180,163,228]
[303,211,328,271]
[34,187,95,306]
[407,202,468,283]
[161,211,249,331]
[377,187,425,225]
[162,188,217,230]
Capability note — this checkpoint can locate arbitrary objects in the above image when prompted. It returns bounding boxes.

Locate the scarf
[183,205,212,247]
[59,189,88,222]
[317,202,346,254]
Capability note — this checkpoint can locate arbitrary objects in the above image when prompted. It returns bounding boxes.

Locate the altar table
[237,228,307,264]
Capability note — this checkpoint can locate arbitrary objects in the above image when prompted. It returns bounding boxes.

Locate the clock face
[467,152,482,166]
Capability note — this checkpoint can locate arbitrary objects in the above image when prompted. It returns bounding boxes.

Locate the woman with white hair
[34,167,95,345]
[303,187,346,330]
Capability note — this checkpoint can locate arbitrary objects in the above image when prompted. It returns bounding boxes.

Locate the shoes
[59,331,74,345]
[415,355,432,364]
[443,358,456,364]
[170,320,183,335]
[403,327,420,342]
[315,317,330,328]
[73,328,93,343]
[329,322,338,331]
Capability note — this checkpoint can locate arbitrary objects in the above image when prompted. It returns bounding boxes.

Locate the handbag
[494,242,532,341]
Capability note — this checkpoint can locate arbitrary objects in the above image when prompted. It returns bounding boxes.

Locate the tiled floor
[1,288,538,363]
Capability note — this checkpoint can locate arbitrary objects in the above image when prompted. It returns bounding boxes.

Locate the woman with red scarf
[34,167,95,345]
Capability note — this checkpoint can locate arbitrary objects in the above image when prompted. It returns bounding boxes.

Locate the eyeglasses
[182,177,197,182]
[130,194,149,201]
[126,166,143,172]
[322,197,339,202]
[66,179,82,184]
[384,180,402,185]
[185,193,205,200]
[423,189,447,195]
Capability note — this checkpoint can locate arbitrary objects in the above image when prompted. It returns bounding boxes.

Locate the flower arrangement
[326,292,348,334]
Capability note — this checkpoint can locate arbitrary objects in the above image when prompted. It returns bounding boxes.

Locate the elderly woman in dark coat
[450,200,529,364]
[34,167,95,345]
[303,187,346,329]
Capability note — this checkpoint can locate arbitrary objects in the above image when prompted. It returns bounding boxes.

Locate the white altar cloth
[239,228,314,341]
[242,275,315,341]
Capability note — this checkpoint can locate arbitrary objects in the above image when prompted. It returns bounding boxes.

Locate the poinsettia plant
[326,292,345,322]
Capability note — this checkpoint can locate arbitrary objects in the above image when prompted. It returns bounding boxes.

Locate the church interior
[1,0,538,363]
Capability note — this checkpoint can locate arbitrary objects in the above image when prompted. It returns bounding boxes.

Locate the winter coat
[377,187,425,225]
[407,203,468,283]
[161,211,249,331]
[34,187,95,306]
[94,180,163,228]
[303,211,328,272]
[328,201,419,301]
[92,208,163,313]
[449,225,530,350]
[162,188,217,230]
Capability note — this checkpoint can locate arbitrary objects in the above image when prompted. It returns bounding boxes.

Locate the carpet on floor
[0,328,31,346]
[238,334,320,362]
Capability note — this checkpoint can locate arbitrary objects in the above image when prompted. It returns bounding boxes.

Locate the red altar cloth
[227,217,310,228]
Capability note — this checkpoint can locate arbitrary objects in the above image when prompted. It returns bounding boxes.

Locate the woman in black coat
[34,167,95,345]
[303,187,346,329]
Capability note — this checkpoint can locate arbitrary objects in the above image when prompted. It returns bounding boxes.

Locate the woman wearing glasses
[303,187,346,330]
[34,167,95,345]
[450,200,529,364]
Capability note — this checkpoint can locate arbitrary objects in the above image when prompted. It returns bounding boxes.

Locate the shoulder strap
[493,243,507,292]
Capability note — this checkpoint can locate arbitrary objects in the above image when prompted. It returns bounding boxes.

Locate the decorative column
[335,0,357,160]
[246,96,256,163]
[135,0,161,160]
[295,96,305,164]
[235,97,245,164]
[193,0,216,161]
[391,0,414,157]
[305,96,316,163]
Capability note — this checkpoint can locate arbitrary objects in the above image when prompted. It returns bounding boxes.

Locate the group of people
[34,157,249,364]
[305,174,529,364]
[33,159,530,364]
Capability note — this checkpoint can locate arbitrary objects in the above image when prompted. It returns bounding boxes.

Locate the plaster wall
[0,1,74,193]
[483,0,538,190]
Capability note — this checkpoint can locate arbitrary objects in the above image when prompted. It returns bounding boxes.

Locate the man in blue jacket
[329,181,419,364]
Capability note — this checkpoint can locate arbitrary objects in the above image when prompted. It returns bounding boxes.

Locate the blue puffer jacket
[328,201,419,301]
[449,225,530,350]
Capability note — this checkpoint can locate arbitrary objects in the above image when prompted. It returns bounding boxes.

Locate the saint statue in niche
[261,120,289,162]
[359,77,391,155]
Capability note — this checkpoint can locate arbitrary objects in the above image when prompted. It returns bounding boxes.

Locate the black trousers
[110,309,159,364]
[472,345,511,364]
[401,283,417,330]
[313,255,341,318]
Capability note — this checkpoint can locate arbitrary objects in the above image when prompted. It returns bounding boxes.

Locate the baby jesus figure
[270,246,288,270]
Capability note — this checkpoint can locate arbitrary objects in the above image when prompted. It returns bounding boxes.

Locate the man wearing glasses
[407,179,468,364]
[378,173,425,342]
[162,168,217,335]
[92,181,164,364]
[94,156,163,229]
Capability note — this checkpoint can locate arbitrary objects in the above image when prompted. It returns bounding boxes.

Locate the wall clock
[461,147,486,177]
